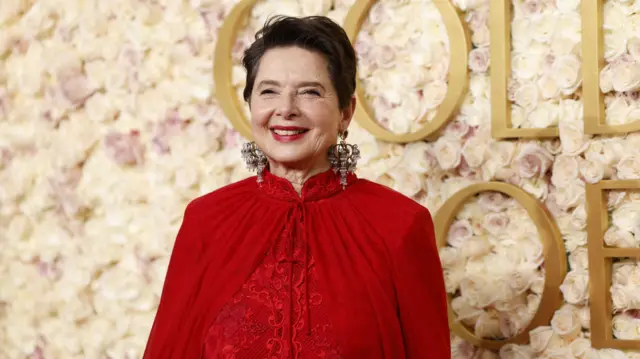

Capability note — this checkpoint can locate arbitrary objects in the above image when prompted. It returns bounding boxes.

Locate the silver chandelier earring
[328,130,360,188]
[241,142,268,183]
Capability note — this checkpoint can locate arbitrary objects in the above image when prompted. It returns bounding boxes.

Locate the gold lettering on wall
[433,182,567,350]
[490,0,559,139]
[581,1,640,135]
[214,0,257,141]
[586,181,640,349]
[342,0,470,143]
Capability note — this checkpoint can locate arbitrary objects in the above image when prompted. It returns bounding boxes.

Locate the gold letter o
[214,0,471,142]
[433,182,567,350]
[342,0,471,143]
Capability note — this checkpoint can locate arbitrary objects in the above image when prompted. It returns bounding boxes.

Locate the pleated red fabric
[142,168,450,359]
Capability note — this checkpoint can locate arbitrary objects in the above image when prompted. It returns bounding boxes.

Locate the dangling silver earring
[328,130,360,188]
[241,142,268,183]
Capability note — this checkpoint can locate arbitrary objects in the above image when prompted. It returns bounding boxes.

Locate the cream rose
[579,158,606,183]
[478,191,510,212]
[433,136,462,170]
[448,219,473,248]
[568,247,589,271]
[469,47,490,73]
[512,143,553,178]
[527,101,560,128]
[550,155,579,187]
[550,305,582,339]
[551,54,582,94]
[600,63,614,93]
[474,310,502,339]
[604,227,637,248]
[559,269,590,305]
[513,82,539,110]
[612,57,640,92]
[611,202,640,232]
[499,344,534,359]
[616,153,640,179]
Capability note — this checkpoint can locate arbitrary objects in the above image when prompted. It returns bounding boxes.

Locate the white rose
[616,153,640,179]
[469,74,491,99]
[422,80,447,110]
[605,30,628,62]
[469,47,490,73]
[600,63,614,93]
[564,230,588,252]
[569,338,591,358]
[553,179,584,210]
[550,155,579,186]
[513,143,553,178]
[606,95,631,126]
[579,158,606,183]
[403,142,437,174]
[537,74,560,99]
[499,344,534,359]
[461,136,488,168]
[448,219,473,248]
[604,227,637,248]
[460,236,493,259]
[556,0,580,12]
[559,269,590,304]
[612,202,640,232]
[512,52,543,80]
[471,24,490,48]
[528,101,560,128]
[612,58,640,92]
[483,212,509,235]
[451,296,483,325]
[521,178,549,200]
[433,136,462,170]
[551,54,582,94]
[612,313,640,340]
[568,247,589,271]
[513,82,540,110]
[474,311,502,339]
[450,335,477,359]
[299,0,332,15]
[550,305,582,339]
[478,191,510,212]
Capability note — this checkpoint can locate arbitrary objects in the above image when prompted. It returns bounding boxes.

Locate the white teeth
[273,129,306,135]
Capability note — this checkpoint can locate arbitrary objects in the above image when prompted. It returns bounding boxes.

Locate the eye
[302,89,321,96]
[260,89,276,95]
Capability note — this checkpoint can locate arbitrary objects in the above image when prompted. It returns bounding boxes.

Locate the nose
[275,93,300,120]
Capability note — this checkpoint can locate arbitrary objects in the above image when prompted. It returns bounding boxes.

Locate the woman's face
[249,46,354,171]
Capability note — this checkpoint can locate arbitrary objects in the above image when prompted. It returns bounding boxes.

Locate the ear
[340,96,356,131]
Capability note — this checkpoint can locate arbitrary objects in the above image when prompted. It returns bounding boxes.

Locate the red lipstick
[270,126,309,143]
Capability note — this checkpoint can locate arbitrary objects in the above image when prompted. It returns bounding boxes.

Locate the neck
[268,158,332,195]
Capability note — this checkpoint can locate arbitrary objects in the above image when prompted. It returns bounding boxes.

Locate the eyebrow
[257,80,326,90]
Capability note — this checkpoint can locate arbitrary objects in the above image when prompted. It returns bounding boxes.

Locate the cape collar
[259,168,357,202]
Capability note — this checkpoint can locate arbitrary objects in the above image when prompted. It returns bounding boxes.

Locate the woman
[143,15,450,359]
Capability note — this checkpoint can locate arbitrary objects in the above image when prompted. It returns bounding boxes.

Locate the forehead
[255,47,331,83]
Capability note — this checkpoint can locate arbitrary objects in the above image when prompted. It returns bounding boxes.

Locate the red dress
[143,169,450,359]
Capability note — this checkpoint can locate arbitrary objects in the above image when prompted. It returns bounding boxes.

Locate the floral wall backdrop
[2,0,640,358]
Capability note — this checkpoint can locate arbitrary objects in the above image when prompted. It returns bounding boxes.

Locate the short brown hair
[242,15,357,110]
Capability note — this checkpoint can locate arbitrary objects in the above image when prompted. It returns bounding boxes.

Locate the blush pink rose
[104,130,145,166]
[512,143,554,178]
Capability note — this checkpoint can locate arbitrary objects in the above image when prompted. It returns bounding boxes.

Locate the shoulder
[345,179,434,245]
[185,176,258,218]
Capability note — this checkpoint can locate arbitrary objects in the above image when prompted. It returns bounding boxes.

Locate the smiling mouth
[271,129,308,135]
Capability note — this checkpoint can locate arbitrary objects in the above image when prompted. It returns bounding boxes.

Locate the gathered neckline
[258,168,358,202]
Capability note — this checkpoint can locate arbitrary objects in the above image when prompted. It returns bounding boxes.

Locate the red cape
[143,169,450,358]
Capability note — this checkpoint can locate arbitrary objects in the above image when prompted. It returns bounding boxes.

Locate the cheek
[249,103,273,128]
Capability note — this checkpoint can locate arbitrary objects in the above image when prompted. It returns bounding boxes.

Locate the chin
[267,151,315,166]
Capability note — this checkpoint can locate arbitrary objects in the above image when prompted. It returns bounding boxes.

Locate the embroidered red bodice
[203,169,353,359]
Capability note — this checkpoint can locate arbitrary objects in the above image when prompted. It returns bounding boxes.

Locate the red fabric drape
[143,169,450,359]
